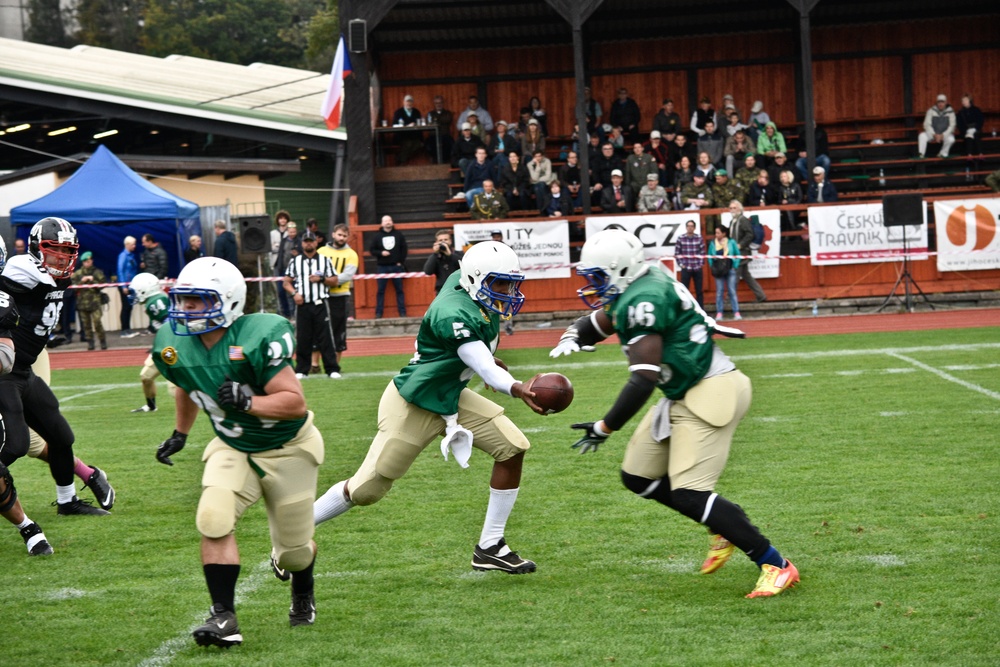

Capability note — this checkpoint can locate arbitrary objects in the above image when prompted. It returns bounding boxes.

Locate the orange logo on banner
[945,204,996,250]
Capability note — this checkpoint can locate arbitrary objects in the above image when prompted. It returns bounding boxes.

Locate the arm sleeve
[423,253,439,276]
[457,340,517,395]
[338,261,358,285]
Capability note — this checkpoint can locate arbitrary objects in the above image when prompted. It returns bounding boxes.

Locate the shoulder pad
[1,255,54,291]
[0,291,18,330]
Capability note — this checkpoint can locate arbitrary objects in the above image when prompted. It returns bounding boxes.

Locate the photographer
[422,230,464,294]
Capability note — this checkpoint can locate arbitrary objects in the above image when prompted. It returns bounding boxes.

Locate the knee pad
[196,486,237,538]
[276,542,315,573]
[272,493,315,571]
[347,473,393,507]
[0,462,16,513]
[671,488,713,523]
[621,470,674,507]
[27,429,46,459]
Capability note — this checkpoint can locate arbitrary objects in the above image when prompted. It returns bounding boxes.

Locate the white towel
[441,414,473,468]
[649,397,674,442]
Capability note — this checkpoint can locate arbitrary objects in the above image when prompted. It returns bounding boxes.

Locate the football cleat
[289,592,316,626]
[131,404,156,413]
[701,534,735,575]
[472,537,536,574]
[20,521,54,556]
[84,467,115,510]
[328,372,342,379]
[270,549,291,582]
[193,604,242,648]
[746,559,800,598]
[56,496,109,516]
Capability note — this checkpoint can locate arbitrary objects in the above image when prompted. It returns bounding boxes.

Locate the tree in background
[75,0,144,52]
[25,0,71,47]
[303,0,338,71]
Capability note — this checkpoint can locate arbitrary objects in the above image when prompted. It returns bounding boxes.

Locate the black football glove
[570,422,610,454]
[156,430,187,466]
[217,378,254,412]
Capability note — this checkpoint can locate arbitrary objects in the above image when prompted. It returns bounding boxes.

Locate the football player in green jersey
[550,229,799,599]
[310,241,544,575]
[128,272,172,413]
[152,257,324,647]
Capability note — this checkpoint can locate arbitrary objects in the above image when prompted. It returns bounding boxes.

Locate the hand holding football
[528,373,574,414]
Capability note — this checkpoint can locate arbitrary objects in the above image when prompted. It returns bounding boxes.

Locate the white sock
[314,480,354,524]
[16,516,32,529]
[479,487,519,549]
[56,484,76,504]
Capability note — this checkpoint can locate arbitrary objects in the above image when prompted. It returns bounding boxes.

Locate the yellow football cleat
[746,559,800,598]
[701,534,735,574]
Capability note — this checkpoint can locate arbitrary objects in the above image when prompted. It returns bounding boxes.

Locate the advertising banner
[932,198,1000,272]
[808,202,928,265]
[453,221,570,279]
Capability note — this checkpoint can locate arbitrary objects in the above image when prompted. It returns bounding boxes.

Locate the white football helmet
[0,234,7,272]
[576,229,649,308]
[457,241,525,319]
[127,272,163,305]
[168,257,246,335]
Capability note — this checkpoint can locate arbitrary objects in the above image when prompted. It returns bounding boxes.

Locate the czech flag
[321,36,351,130]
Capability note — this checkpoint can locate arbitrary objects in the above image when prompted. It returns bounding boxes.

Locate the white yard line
[885,351,1000,401]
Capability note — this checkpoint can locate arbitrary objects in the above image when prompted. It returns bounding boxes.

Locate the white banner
[721,209,782,279]
[453,221,570,279]
[585,212,701,262]
[808,202,929,265]
[933,198,1000,272]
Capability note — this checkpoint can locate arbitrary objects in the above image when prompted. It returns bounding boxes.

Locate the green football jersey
[152,313,304,452]
[144,292,170,331]
[394,272,500,415]
[609,265,717,400]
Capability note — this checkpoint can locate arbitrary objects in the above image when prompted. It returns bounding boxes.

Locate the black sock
[148,397,156,410]
[291,558,315,596]
[203,563,240,612]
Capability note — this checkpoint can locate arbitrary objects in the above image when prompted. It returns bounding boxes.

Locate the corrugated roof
[0,38,346,141]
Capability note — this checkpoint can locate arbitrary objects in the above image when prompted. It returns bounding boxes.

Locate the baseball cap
[775,151,786,158]
[286,221,297,229]
[461,122,472,130]
[611,169,623,177]
[646,173,659,180]
[80,251,93,261]
[813,166,825,175]
[649,130,661,139]
[301,230,317,241]
[490,229,502,236]
[496,120,507,127]
[528,118,539,126]
[693,172,705,179]
[936,93,947,102]
[751,100,763,113]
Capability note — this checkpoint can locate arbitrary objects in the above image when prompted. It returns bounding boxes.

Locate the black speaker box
[882,193,924,228]
[348,19,367,53]
[238,216,271,253]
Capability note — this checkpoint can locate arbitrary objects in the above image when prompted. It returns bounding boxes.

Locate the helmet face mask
[457,241,525,320]
[576,229,649,309]
[167,258,246,336]
[29,217,79,278]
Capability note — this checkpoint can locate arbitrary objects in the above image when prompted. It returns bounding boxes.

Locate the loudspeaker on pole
[882,193,924,228]
[349,19,367,53]
[238,216,271,254]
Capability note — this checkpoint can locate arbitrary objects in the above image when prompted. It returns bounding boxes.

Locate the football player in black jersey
[0,217,115,519]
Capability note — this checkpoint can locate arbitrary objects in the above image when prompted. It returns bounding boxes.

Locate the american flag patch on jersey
[228,346,245,360]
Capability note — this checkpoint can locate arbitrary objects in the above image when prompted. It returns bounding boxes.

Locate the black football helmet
[28,217,79,278]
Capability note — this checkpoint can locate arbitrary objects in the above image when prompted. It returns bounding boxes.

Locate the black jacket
[423,249,463,293]
[213,230,239,266]
[369,229,408,266]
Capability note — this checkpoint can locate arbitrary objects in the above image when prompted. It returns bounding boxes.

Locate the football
[529,372,574,414]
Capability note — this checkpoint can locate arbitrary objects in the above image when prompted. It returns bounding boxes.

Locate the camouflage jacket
[72,265,107,312]
[712,182,741,210]
[680,182,714,209]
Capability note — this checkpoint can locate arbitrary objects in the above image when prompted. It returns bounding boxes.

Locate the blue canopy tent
[9,145,200,280]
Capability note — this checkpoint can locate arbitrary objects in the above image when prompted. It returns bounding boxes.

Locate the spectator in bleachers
[528,149,556,203]
[637,173,669,213]
[515,107,533,140]
[747,100,770,141]
[423,229,463,294]
[957,93,985,165]
[487,120,519,177]
[558,151,584,209]
[586,132,603,164]
[694,151,716,183]
[721,93,740,118]
[690,96,717,138]
[734,153,760,203]
[582,86,603,139]
[471,180,510,221]
[807,166,837,203]
[426,95,454,164]
[986,169,1000,192]
[538,180,572,217]
[466,113,487,143]
[778,169,804,231]
[625,142,657,194]
[451,122,485,178]
[391,94,423,165]
[724,110,748,137]
[712,170,740,222]
[767,152,793,184]
[673,155,695,209]
[756,121,787,167]
[652,99,683,137]
[725,128,756,177]
[794,122,831,181]
[591,142,623,202]
[500,151,532,212]
[697,120,725,170]
[521,119,546,158]
[528,96,548,137]
[609,88,642,144]
[601,169,634,213]
[670,132,697,174]
[464,147,493,208]
[748,170,779,208]
[644,130,671,186]
[456,95,494,133]
[918,94,956,159]
[680,172,714,212]
[607,125,626,156]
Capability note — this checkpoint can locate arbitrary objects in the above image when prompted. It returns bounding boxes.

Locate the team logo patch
[160,346,178,366]
[228,346,245,361]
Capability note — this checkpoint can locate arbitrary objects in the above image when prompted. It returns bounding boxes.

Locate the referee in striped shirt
[284,230,342,379]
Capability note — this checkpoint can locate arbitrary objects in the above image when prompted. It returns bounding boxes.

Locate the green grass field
[7,326,1000,666]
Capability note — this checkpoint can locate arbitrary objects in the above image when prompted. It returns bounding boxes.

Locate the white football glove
[549,328,596,358]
